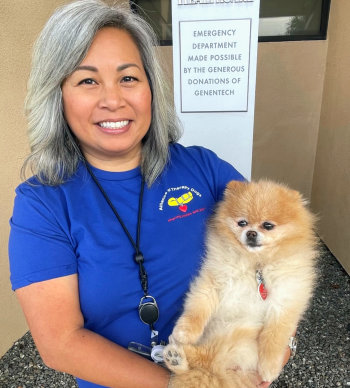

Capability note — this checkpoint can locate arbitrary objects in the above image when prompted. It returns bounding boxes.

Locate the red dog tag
[256,270,268,301]
[258,282,268,300]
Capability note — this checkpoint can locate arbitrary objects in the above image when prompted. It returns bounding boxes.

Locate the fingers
[282,345,292,367]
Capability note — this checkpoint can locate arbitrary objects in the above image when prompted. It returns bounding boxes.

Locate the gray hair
[22,0,182,186]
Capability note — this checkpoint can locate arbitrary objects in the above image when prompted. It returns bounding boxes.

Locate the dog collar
[256,269,268,300]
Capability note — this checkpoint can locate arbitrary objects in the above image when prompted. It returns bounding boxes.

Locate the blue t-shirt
[9,144,245,388]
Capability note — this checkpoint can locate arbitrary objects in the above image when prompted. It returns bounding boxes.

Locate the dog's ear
[290,189,309,207]
[278,184,308,206]
[225,180,248,197]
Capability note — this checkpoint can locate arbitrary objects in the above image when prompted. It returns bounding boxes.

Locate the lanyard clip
[139,295,159,326]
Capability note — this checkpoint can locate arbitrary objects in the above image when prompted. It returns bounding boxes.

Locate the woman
[8,1,287,387]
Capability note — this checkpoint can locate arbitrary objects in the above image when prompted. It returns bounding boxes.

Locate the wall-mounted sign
[172,0,260,180]
[180,18,251,112]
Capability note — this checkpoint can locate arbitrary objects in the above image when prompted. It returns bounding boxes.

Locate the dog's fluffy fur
[164,180,318,387]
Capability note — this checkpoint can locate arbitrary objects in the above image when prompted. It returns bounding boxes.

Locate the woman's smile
[96,120,131,133]
[98,120,129,130]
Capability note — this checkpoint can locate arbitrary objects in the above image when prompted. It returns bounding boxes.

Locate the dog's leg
[168,361,259,388]
[169,368,228,388]
[170,370,259,388]
[165,341,260,388]
[164,341,218,373]
[213,327,260,374]
[170,270,219,344]
[257,308,300,382]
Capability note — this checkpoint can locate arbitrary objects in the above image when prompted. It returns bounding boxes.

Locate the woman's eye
[121,76,137,83]
[78,78,96,85]
[238,220,248,227]
[262,222,275,231]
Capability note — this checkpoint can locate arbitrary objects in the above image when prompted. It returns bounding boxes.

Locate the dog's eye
[262,222,275,230]
[238,220,248,227]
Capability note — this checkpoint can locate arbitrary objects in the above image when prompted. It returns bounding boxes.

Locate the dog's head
[214,180,316,258]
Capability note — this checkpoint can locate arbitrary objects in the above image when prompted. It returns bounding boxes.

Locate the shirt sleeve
[8,183,77,291]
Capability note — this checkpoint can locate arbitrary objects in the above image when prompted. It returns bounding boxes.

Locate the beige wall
[252,41,328,197]
[311,0,350,274]
[0,0,348,357]
[0,0,70,357]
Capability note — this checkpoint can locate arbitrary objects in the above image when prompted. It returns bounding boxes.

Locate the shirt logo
[159,185,205,222]
[168,191,193,213]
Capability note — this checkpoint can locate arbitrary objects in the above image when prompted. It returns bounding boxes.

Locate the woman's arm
[16,274,170,388]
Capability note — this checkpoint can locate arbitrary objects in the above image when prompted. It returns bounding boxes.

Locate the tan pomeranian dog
[164,180,318,388]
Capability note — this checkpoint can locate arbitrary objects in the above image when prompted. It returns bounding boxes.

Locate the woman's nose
[98,85,125,110]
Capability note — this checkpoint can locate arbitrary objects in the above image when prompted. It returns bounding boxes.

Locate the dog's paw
[258,359,281,383]
[163,344,188,373]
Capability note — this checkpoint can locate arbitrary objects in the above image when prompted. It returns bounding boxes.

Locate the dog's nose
[246,230,257,240]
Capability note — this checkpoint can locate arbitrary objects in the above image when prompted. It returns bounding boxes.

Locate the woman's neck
[82,149,142,172]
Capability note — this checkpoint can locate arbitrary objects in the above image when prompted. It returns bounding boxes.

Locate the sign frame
[172,0,260,180]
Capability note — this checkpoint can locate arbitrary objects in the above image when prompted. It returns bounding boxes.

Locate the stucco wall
[252,41,328,197]
[311,0,350,274]
[0,0,71,357]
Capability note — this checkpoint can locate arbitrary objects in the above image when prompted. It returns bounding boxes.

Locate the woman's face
[62,27,152,171]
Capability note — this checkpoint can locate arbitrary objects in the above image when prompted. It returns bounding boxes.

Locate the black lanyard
[84,162,159,331]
